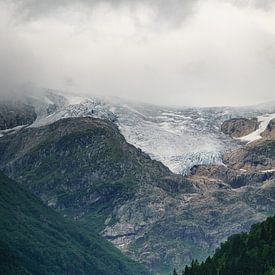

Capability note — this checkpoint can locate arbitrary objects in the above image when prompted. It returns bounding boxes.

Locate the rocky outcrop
[190,164,274,188]
[221,117,258,138]
[262,118,275,140]
[223,119,275,172]
[0,101,37,130]
[221,115,275,172]
[223,138,275,172]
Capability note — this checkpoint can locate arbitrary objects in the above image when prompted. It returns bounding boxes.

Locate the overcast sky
[0,0,275,106]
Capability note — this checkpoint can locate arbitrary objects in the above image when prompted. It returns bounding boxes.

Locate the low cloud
[0,0,275,106]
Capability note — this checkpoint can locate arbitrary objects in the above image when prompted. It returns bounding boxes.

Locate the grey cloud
[228,0,275,9]
[6,0,199,29]
[0,0,275,106]
[9,0,275,18]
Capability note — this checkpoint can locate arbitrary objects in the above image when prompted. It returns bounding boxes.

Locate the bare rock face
[189,164,273,189]
[221,118,258,138]
[222,117,275,172]
[223,140,275,172]
[262,118,275,140]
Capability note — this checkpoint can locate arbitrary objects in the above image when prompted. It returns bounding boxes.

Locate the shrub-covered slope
[0,117,192,272]
[0,171,151,275]
[182,216,275,275]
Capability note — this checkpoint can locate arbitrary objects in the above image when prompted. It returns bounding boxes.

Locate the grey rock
[221,117,258,138]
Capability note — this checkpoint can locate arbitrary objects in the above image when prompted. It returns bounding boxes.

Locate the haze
[0,0,275,106]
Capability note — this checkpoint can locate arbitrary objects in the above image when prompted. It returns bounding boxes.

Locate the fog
[0,0,275,106]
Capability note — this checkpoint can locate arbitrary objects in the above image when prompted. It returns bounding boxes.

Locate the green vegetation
[179,216,275,275]
[0,118,172,232]
[0,171,151,275]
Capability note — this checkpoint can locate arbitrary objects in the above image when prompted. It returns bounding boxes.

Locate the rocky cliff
[262,118,275,140]
[222,118,275,172]
[221,117,258,138]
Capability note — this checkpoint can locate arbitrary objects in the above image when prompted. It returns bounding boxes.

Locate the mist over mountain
[1,0,275,106]
[1,90,275,273]
[3,90,275,174]
[1,0,275,274]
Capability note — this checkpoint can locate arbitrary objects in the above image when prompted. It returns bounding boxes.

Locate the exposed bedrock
[221,117,258,138]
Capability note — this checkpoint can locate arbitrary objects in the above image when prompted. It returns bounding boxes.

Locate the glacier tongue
[111,103,236,174]
[169,152,224,175]
[28,90,269,175]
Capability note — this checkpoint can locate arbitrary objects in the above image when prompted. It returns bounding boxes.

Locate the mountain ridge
[3,90,273,175]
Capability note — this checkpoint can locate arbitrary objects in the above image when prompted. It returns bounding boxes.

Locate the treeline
[173,216,275,275]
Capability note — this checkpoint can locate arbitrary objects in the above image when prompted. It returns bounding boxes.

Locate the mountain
[0,116,193,272]
[181,215,275,275]
[0,170,151,275]
[0,110,274,273]
[1,90,275,272]
[15,89,272,175]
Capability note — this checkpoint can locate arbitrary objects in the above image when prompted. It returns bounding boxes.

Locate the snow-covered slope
[21,90,275,175]
[30,91,116,127]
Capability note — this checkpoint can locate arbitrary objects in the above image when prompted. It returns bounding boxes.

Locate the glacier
[18,90,274,175]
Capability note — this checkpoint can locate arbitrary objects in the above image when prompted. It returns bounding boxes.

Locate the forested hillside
[181,216,275,275]
[0,171,150,275]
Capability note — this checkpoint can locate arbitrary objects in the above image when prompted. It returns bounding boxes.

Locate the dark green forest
[0,171,151,275]
[176,215,275,275]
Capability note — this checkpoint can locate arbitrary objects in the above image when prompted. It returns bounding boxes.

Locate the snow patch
[260,169,275,173]
[236,113,275,144]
